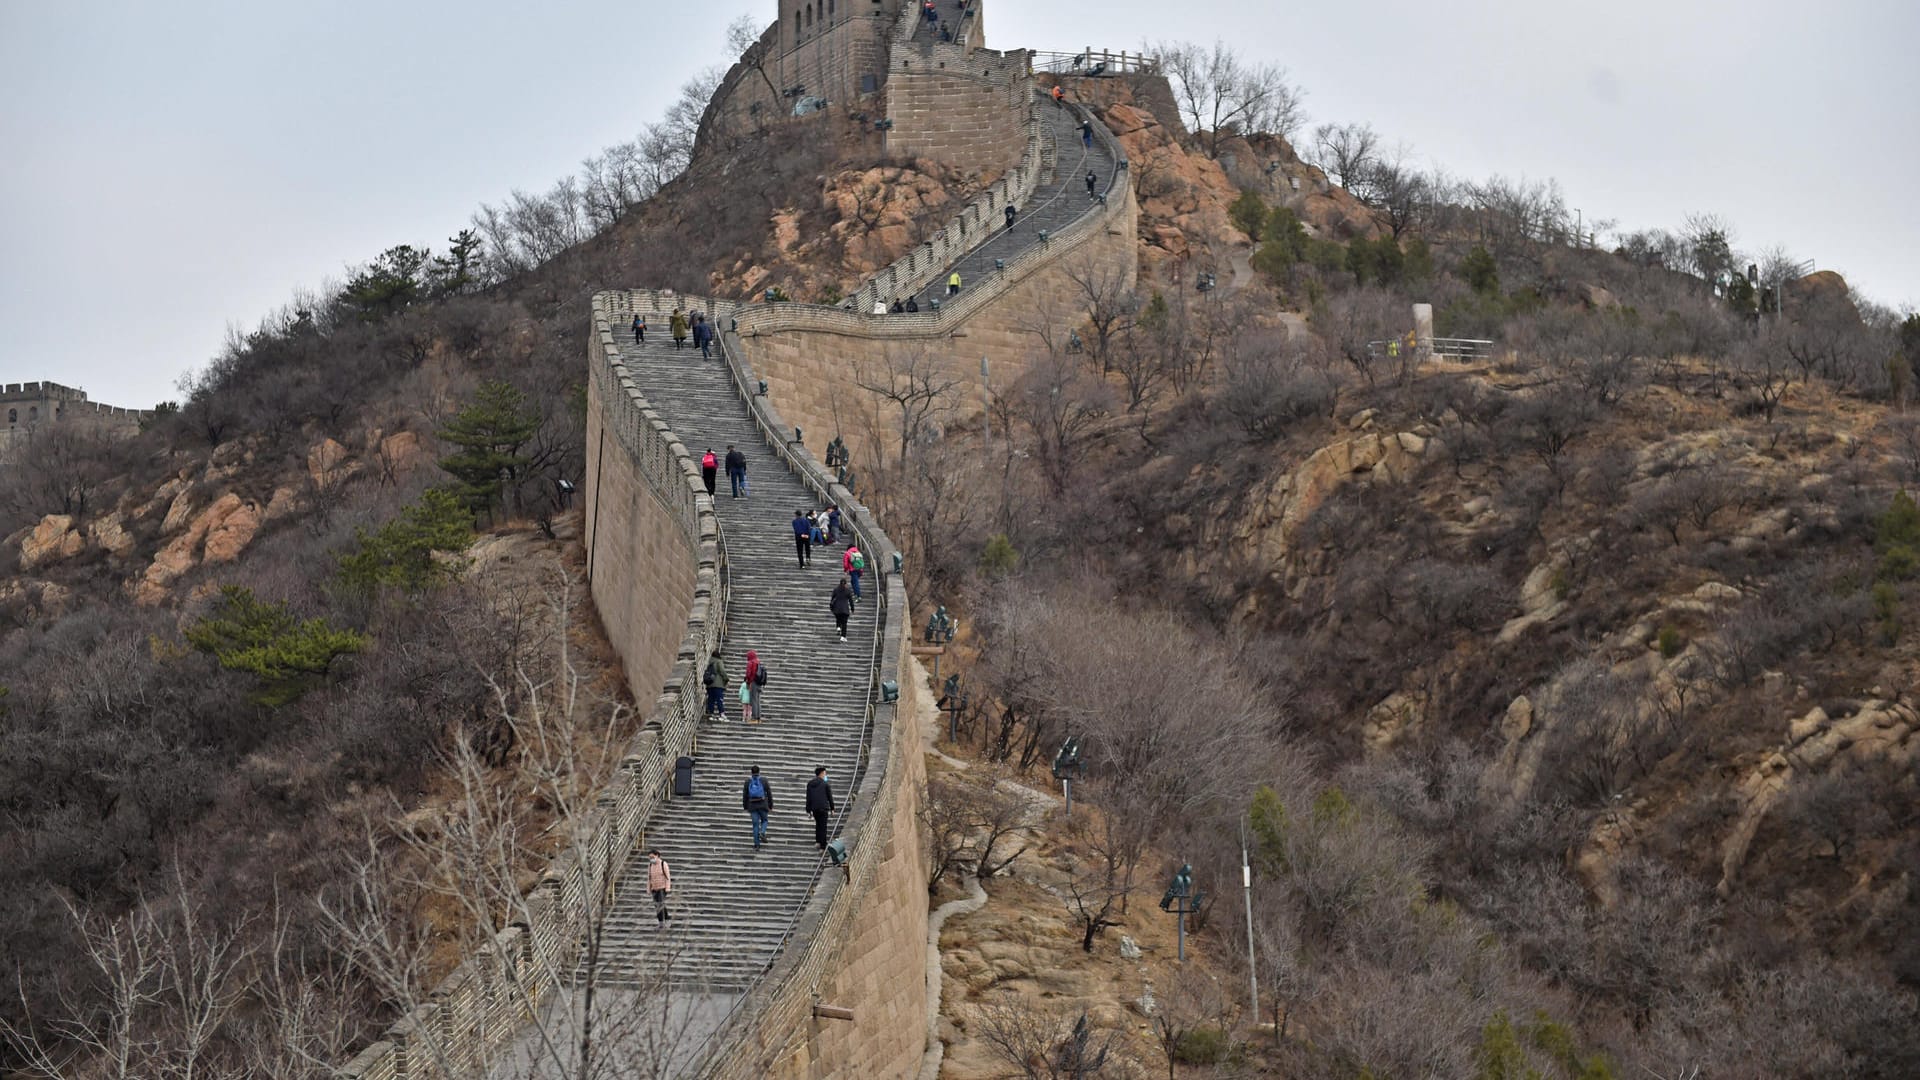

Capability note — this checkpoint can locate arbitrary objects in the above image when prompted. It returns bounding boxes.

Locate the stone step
[580,332,883,994]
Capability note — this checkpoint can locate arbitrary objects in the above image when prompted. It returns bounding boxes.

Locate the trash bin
[674,756,696,798]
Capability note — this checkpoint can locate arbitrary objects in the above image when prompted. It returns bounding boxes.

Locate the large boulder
[19,514,83,572]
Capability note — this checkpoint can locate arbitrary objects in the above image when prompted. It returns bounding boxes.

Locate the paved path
[907,92,1119,310]
[587,331,882,998]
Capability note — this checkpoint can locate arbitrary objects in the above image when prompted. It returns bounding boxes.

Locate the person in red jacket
[700,448,718,496]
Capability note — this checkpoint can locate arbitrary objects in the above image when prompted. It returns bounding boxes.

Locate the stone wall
[729,155,1138,472]
[2,381,149,464]
[683,326,930,1079]
[884,44,1031,176]
[336,297,726,1080]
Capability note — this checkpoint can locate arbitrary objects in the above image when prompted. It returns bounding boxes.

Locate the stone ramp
[905,92,1118,310]
[585,330,880,994]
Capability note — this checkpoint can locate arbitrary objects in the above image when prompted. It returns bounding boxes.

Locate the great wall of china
[338,1,1139,1074]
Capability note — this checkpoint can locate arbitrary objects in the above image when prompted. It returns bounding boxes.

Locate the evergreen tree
[339,244,432,321]
[1463,245,1501,296]
[186,586,365,706]
[432,228,486,295]
[337,487,475,594]
[438,380,541,517]
[1228,189,1268,239]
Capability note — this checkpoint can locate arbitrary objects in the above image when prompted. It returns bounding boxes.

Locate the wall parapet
[335,294,726,1080]
[735,97,1131,342]
[680,315,919,1078]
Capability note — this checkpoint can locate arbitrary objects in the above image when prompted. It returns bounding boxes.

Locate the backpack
[851,551,866,571]
[754,664,769,688]
[748,775,767,802]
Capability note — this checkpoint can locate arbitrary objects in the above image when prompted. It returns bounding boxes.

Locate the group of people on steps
[632,308,716,358]
[644,761,836,924]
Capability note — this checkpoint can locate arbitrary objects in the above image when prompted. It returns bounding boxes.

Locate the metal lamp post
[1159,863,1207,962]
[1051,736,1085,818]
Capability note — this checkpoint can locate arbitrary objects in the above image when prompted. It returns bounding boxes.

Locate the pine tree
[1228,189,1268,240]
[339,244,432,321]
[438,381,541,517]
[337,487,475,594]
[186,586,365,706]
[432,228,486,295]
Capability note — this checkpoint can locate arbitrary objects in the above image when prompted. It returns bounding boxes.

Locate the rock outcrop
[133,491,262,605]
[18,514,84,572]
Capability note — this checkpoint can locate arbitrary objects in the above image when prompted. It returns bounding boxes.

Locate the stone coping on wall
[335,294,726,1080]
[682,317,916,1078]
[739,99,1131,342]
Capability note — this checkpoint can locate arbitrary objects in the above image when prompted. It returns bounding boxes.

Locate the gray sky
[3,1,1914,408]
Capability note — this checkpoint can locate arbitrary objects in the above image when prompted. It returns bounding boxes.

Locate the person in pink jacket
[647,849,672,926]
[842,544,866,600]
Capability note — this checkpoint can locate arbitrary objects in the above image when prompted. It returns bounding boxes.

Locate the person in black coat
[806,766,836,849]
[830,576,854,642]
[725,445,748,498]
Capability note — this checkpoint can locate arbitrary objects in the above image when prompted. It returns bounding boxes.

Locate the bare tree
[1309,122,1381,193]
[1156,40,1307,157]
[1063,257,1139,377]
[853,345,962,469]
[1148,964,1233,1080]
[974,995,1119,1079]
[1011,350,1115,496]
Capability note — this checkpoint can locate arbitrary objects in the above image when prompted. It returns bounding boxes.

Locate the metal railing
[1032,48,1160,75]
[1365,337,1497,362]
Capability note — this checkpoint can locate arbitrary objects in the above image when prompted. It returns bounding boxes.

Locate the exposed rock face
[1363,689,1428,754]
[88,512,136,556]
[19,514,83,571]
[1229,429,1437,578]
[1717,700,1919,893]
[308,438,353,489]
[133,492,261,605]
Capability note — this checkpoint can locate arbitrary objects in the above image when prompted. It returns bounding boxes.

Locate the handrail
[731,98,1130,340]
[673,314,905,1076]
[1031,48,1160,75]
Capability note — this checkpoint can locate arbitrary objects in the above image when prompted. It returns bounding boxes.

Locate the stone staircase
[586,331,882,993]
[905,92,1119,310]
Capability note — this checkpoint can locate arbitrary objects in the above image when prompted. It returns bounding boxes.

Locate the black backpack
[754,664,769,688]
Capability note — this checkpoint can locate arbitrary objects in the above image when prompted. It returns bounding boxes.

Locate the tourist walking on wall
[725,444,748,498]
[812,508,830,547]
[701,448,718,496]
[1086,169,1098,197]
[1081,119,1093,149]
[743,766,774,849]
[742,649,768,722]
[792,510,813,567]
[830,575,854,642]
[703,654,728,719]
[632,313,646,344]
[948,271,962,296]
[843,543,866,600]
[1051,84,1065,108]
[647,849,673,925]
[693,314,713,358]
[905,295,919,313]
[827,504,842,544]
[671,309,690,348]
[807,767,836,849]
[1005,204,1017,231]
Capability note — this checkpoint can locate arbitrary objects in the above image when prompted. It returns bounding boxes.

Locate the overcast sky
[3,0,1914,408]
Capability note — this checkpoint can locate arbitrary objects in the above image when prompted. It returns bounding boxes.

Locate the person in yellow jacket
[670,309,690,348]
[948,271,962,296]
